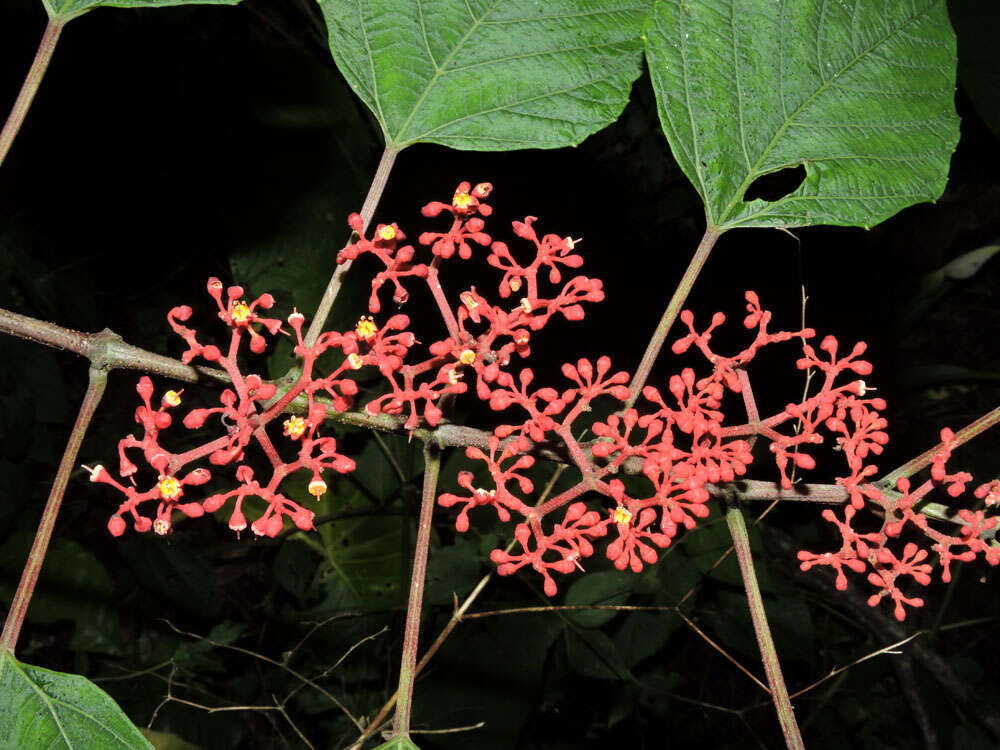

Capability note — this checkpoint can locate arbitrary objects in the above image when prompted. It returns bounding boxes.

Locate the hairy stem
[626,228,720,409]
[0,17,64,169]
[0,367,107,652]
[726,505,805,750]
[0,308,861,502]
[392,442,441,738]
[305,146,399,347]
[878,404,1000,488]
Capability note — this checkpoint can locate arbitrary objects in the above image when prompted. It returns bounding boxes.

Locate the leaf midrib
[714,0,941,230]
[388,0,504,147]
[4,654,140,748]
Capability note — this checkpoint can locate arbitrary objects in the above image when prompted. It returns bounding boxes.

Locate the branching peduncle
[305,146,399,348]
[626,227,721,409]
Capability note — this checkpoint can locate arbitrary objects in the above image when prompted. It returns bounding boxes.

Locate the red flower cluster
[799,427,999,620]
[440,292,997,618]
[89,182,604,538]
[86,180,997,622]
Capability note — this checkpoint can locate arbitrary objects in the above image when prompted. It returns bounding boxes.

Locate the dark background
[0,0,998,748]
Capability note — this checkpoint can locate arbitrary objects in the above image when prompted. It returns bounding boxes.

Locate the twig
[726,505,804,749]
[626,228,721,409]
[0,18,64,168]
[0,367,107,652]
[390,442,441,739]
[161,619,364,731]
[675,610,771,695]
[305,146,398,347]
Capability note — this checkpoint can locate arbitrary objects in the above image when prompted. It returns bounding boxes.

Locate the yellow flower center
[509,277,522,292]
[378,225,396,241]
[284,416,307,440]
[453,191,472,209]
[158,475,182,500]
[459,349,476,365]
[153,519,170,536]
[164,390,182,407]
[613,506,633,525]
[347,353,364,370]
[308,478,327,497]
[230,300,251,323]
[356,315,378,340]
[447,368,462,385]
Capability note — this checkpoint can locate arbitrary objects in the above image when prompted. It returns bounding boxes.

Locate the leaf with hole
[645,0,959,230]
[0,652,150,748]
[316,0,652,150]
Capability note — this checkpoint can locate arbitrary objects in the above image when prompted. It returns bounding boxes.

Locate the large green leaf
[316,0,651,150]
[44,0,239,22]
[0,652,151,748]
[645,0,959,230]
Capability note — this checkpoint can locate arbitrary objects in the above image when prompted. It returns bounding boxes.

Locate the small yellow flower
[284,415,307,440]
[347,353,364,369]
[158,475,182,501]
[459,349,476,365]
[453,191,472,210]
[378,224,396,241]
[509,277,522,292]
[153,519,171,536]
[612,506,633,525]
[356,315,378,341]
[460,292,479,310]
[308,478,327,497]
[447,368,462,385]
[163,390,182,407]
[230,300,251,323]
[519,298,532,314]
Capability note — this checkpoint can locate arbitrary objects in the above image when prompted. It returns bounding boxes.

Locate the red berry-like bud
[108,516,126,536]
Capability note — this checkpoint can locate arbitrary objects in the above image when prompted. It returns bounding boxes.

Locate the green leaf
[43,0,240,22]
[613,604,680,666]
[565,628,633,680]
[563,570,634,628]
[0,652,151,748]
[895,241,1000,334]
[316,0,652,150]
[645,0,959,230]
[950,0,1000,137]
[372,737,422,750]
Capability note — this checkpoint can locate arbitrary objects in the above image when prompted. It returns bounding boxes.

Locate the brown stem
[0,17,64,169]
[0,309,227,383]
[725,505,805,750]
[304,146,399,347]
[0,366,107,652]
[0,310,860,504]
[391,442,441,738]
[626,228,720,409]
[878,404,1000,488]
[766,524,1000,740]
